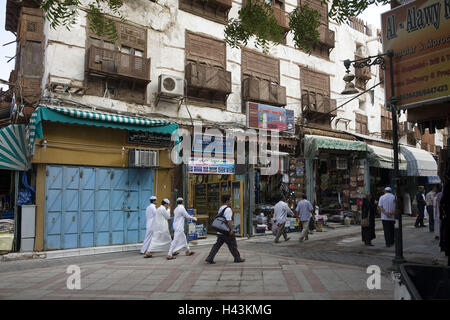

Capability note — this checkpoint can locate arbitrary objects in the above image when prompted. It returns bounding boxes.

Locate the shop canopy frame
[304,134,368,159]
[367,144,407,171]
[0,124,30,171]
[27,106,179,155]
[399,145,438,177]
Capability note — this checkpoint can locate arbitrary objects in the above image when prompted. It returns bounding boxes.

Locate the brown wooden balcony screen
[87,45,151,83]
[301,90,334,115]
[318,25,335,49]
[185,62,232,94]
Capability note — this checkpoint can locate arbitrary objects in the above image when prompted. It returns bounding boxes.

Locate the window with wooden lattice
[185,31,231,107]
[380,106,393,140]
[355,113,368,135]
[420,129,436,154]
[300,67,334,127]
[179,0,232,25]
[85,19,150,104]
[241,49,286,111]
[298,0,335,59]
[14,7,44,104]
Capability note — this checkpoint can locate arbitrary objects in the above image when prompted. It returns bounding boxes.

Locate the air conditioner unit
[129,149,159,167]
[158,74,184,97]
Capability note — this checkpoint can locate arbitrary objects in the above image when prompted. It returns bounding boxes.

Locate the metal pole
[13,171,19,252]
[389,50,405,270]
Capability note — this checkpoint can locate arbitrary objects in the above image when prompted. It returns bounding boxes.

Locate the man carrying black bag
[205,195,245,264]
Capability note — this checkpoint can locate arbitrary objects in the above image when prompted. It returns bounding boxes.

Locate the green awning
[367,145,407,170]
[28,106,179,155]
[304,134,367,159]
[0,124,30,171]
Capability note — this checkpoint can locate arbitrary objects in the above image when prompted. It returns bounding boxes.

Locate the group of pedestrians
[359,187,396,248]
[360,184,445,248]
[415,184,443,240]
[141,196,197,260]
[272,194,314,244]
[141,194,245,264]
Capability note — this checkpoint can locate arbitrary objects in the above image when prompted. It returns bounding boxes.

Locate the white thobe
[148,205,172,252]
[140,203,157,253]
[168,205,197,256]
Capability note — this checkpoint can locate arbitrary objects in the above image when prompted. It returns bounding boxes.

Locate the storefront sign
[127,131,172,147]
[188,157,235,174]
[381,0,450,109]
[246,102,295,133]
[192,134,235,154]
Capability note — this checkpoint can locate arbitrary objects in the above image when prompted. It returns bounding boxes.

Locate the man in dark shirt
[415,185,426,228]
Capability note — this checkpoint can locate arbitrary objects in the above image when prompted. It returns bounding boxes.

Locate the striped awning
[304,134,368,159]
[0,124,30,171]
[400,145,438,176]
[367,145,407,171]
[28,106,179,155]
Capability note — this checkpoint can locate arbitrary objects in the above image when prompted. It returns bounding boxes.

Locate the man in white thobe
[167,198,197,260]
[147,199,172,254]
[141,195,157,258]
[273,194,292,243]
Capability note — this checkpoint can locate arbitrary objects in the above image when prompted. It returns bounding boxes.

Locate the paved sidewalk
[0,244,394,300]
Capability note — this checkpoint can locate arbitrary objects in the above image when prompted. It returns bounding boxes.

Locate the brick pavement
[0,244,394,300]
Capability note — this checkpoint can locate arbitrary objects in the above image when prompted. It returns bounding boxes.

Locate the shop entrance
[189,174,244,237]
[316,151,366,219]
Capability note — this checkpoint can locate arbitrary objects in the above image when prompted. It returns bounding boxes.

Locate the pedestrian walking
[415,186,427,228]
[434,185,443,240]
[147,199,172,254]
[167,198,197,260]
[273,194,292,243]
[378,187,396,247]
[296,194,313,243]
[205,195,245,264]
[141,195,157,258]
[426,185,437,232]
[361,193,377,246]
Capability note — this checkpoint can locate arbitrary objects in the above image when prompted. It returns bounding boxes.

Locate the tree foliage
[40,0,124,42]
[39,0,392,52]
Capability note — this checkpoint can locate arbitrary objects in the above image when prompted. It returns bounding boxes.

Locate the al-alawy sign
[381,0,450,109]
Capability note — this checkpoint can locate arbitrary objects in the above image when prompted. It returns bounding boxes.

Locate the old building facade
[2,0,443,251]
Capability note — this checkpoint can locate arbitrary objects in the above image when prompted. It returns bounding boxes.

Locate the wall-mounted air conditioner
[158,74,184,97]
[129,149,159,167]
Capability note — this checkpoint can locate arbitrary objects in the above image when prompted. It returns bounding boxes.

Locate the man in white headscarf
[147,199,172,254]
[167,198,198,260]
[141,195,157,258]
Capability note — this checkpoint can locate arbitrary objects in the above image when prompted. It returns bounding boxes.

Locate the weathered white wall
[41,0,391,136]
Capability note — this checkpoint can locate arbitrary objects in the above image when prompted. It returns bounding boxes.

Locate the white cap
[150,196,157,201]
[162,199,170,204]
[176,197,184,202]
[385,187,392,192]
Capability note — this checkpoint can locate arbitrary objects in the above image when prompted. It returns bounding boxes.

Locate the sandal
[166,256,176,260]
[186,251,195,256]
[173,252,180,256]
[143,254,152,259]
